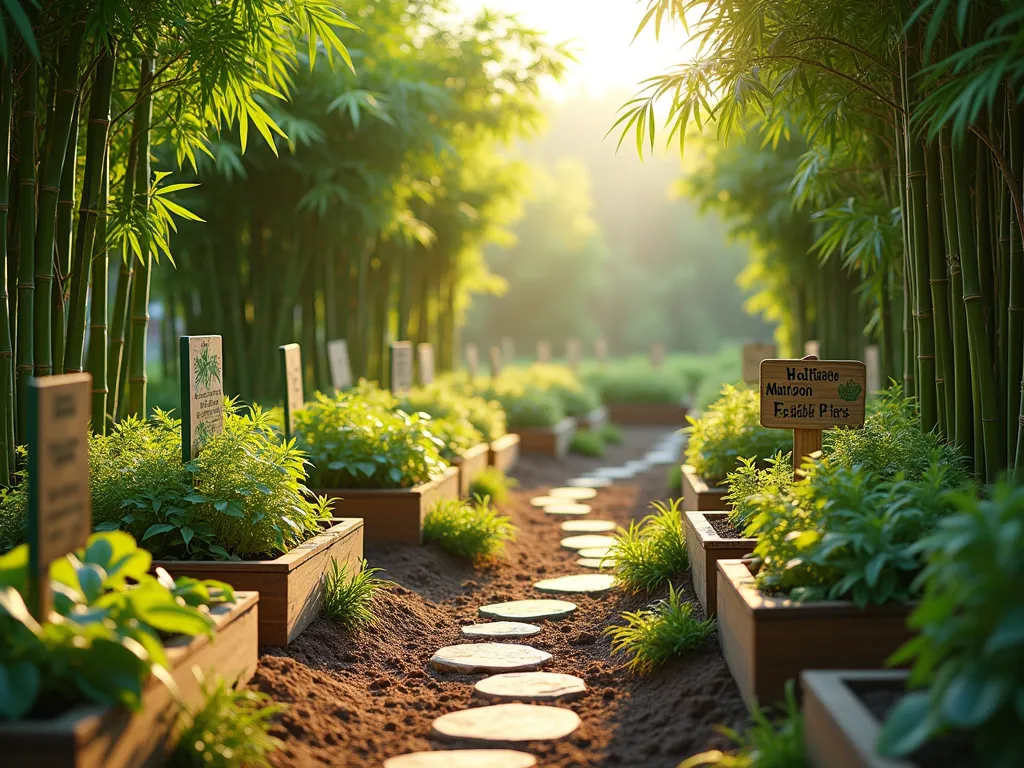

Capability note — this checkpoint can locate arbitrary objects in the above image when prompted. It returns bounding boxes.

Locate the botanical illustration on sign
[193,344,221,392]
[185,336,225,461]
[838,380,863,402]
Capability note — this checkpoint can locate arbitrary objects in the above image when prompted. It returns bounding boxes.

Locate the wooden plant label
[566,338,581,371]
[280,344,304,441]
[390,341,414,395]
[804,340,821,358]
[489,346,502,378]
[743,342,777,385]
[180,335,224,463]
[537,340,551,363]
[417,343,436,386]
[327,339,353,391]
[650,343,665,369]
[465,343,479,378]
[865,345,881,393]
[27,373,92,619]
[595,337,608,364]
[502,337,515,365]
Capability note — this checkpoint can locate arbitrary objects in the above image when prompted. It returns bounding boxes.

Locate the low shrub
[600,423,624,445]
[401,383,505,444]
[423,497,516,562]
[482,379,565,429]
[322,558,387,630]
[723,453,793,530]
[519,363,601,417]
[468,467,516,505]
[570,430,605,457]
[611,498,688,593]
[585,363,686,405]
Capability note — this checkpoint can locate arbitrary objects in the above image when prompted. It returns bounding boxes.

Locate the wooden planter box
[318,466,459,546]
[802,670,913,768]
[155,519,363,646]
[453,442,490,498]
[682,465,730,511]
[515,417,576,459]
[578,405,608,433]
[0,593,259,768]
[605,401,689,426]
[684,511,755,618]
[717,559,915,709]
[489,432,520,473]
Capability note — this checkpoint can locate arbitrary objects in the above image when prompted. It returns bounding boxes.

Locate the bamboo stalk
[53,97,78,374]
[0,65,13,484]
[925,143,953,434]
[15,60,38,444]
[1005,98,1023,471]
[87,152,110,433]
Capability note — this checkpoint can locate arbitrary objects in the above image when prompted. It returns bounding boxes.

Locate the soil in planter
[709,516,744,539]
[249,427,747,767]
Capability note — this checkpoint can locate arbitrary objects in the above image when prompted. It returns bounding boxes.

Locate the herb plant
[600,423,624,445]
[570,430,605,457]
[516,363,601,417]
[611,498,689,593]
[723,453,793,530]
[583,360,687,404]
[467,467,516,505]
[481,378,565,429]
[423,497,516,562]
[321,559,388,630]
[401,383,507,443]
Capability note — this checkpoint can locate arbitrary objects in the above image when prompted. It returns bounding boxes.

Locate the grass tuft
[570,430,605,457]
[424,497,516,562]
[467,466,517,505]
[606,583,714,674]
[322,558,387,629]
[611,498,688,592]
[600,423,624,445]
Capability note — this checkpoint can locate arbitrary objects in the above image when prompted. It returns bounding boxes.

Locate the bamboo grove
[0,0,355,488]
[621,0,1024,480]
[157,0,570,405]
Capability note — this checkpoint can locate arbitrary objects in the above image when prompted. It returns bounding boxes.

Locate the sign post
[566,338,581,372]
[489,346,502,379]
[759,355,867,479]
[595,337,608,365]
[280,343,304,442]
[180,335,224,463]
[27,373,92,619]
[743,342,777,386]
[417,342,436,386]
[465,343,479,378]
[502,337,515,366]
[390,341,414,395]
[865,345,881,394]
[327,339,353,391]
[650,343,665,369]
[537,340,551,364]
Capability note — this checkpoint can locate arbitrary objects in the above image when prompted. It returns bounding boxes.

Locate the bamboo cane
[15,60,38,444]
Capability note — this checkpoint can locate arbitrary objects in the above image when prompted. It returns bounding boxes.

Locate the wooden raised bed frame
[318,465,459,546]
[489,432,520,473]
[682,464,730,511]
[684,511,755,618]
[453,442,490,498]
[515,416,576,459]
[605,401,689,426]
[578,405,608,433]
[717,559,914,708]
[802,670,913,768]
[155,519,363,646]
[0,593,259,768]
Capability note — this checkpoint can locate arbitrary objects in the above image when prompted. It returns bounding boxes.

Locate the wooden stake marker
[742,342,777,385]
[327,338,352,391]
[501,336,515,365]
[390,341,414,395]
[489,346,502,379]
[465,343,479,378]
[537,339,551,363]
[566,338,581,371]
[180,335,224,463]
[417,342,435,386]
[280,343,304,442]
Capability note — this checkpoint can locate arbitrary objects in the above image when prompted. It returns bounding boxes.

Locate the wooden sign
[390,341,414,395]
[180,335,224,463]
[865,345,881,393]
[804,340,821,358]
[595,337,608,364]
[489,346,502,378]
[327,339,353,391]
[465,343,479,378]
[537,340,551,363]
[27,373,92,619]
[650,343,665,369]
[502,337,515,365]
[743,342,777,385]
[280,344,304,441]
[417,343,435,386]
[566,338,581,371]
[760,356,867,478]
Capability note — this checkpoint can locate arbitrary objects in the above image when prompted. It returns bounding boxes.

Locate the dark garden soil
[251,427,748,767]
[710,516,745,540]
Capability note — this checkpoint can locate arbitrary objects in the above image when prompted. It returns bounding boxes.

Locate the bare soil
[252,427,748,767]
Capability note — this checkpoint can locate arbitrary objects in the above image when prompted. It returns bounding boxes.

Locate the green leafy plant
[517,363,600,417]
[0,531,233,720]
[606,584,714,674]
[480,378,565,429]
[321,558,387,631]
[877,480,1024,766]
[583,359,688,404]
[570,430,605,457]
[666,464,682,495]
[423,497,516,562]
[723,453,793,530]
[600,423,624,445]
[402,382,507,443]
[611,498,689,593]
[169,671,283,768]
[468,467,516,505]
[837,379,862,402]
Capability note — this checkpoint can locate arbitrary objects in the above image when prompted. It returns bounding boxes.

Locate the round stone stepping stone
[549,486,597,500]
[542,503,591,516]
[429,643,551,673]
[597,467,636,479]
[462,621,541,639]
[577,557,612,569]
[567,476,612,488]
[561,534,617,551]
[529,495,562,507]
[578,546,615,559]
[534,573,616,594]
[474,672,587,703]
[479,599,577,621]
[384,751,536,768]
[560,519,616,533]
[431,703,581,744]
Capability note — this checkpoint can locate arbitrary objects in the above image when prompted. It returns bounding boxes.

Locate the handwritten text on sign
[182,335,224,461]
[759,359,867,429]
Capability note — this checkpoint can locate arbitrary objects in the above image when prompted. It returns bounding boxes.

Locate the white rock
[430,703,581,744]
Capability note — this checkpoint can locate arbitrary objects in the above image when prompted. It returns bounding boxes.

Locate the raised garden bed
[0,593,260,768]
[515,416,576,459]
[452,442,490,498]
[319,466,459,545]
[684,511,755,618]
[578,405,608,433]
[717,559,914,709]
[682,464,730,511]
[154,520,363,646]
[489,432,521,473]
[605,400,689,426]
[802,670,913,768]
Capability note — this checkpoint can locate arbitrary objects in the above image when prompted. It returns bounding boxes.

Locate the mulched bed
[251,426,748,767]
[710,515,745,539]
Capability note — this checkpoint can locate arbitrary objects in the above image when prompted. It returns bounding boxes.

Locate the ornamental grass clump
[423,497,516,562]
[570,430,605,457]
[322,559,388,630]
[467,467,516,505]
[611,498,689,593]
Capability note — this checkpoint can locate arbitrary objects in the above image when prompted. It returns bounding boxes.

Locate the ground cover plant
[423,497,516,562]
[322,559,388,631]
[467,467,516,505]
[401,382,506,452]
[611,498,688,593]
[515,364,601,418]
[583,360,687,404]
[600,423,624,445]
[570,430,605,458]
[480,377,565,429]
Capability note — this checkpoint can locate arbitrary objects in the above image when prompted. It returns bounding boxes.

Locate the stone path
[474,672,587,703]
[548,486,597,500]
[542,502,592,516]
[462,621,541,638]
[430,643,551,673]
[384,751,537,767]
[534,573,616,594]
[431,703,582,744]
[560,534,617,550]
[560,519,616,533]
[479,599,577,621]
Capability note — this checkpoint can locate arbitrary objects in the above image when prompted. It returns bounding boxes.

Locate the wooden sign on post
[489,346,502,379]
[743,342,777,385]
[327,339,353,391]
[390,341,414,395]
[280,344,304,442]
[537,340,551,363]
[595,337,608,364]
[180,335,224,463]
[417,343,435,386]
[502,337,515,365]
[566,338,581,372]
[27,373,92,619]
[865,345,881,394]
[465,343,479,378]
[650,343,665,369]
[759,355,867,479]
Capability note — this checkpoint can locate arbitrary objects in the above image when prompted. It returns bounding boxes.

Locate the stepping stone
[625,460,650,471]
[479,599,577,621]
[542,503,591,516]
[596,467,636,479]
[474,672,587,703]
[561,534,617,551]
[429,643,551,674]
[578,547,615,559]
[590,467,627,478]
[577,557,612,569]
[560,520,616,533]
[645,452,677,465]
[549,486,597,500]
[462,621,541,639]
[534,573,616,595]
[567,476,612,488]
[384,751,536,768]
[529,495,562,507]
[431,703,581,744]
